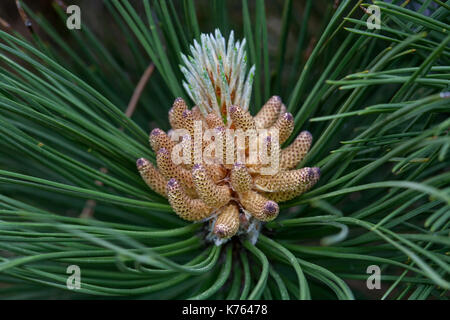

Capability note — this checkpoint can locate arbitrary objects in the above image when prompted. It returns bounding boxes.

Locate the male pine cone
[137,96,320,242]
[136,30,320,243]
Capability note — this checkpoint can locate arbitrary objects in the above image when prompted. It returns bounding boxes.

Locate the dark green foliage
[0,0,448,299]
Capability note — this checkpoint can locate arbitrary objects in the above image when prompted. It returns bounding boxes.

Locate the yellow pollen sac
[265,167,321,202]
[166,178,213,221]
[136,158,167,198]
[239,190,279,221]
[229,105,256,131]
[169,97,188,129]
[230,163,252,192]
[280,130,313,170]
[269,112,294,145]
[254,95,282,129]
[192,164,231,208]
[137,94,320,242]
[180,109,195,136]
[253,167,315,192]
[156,148,196,196]
[213,203,240,239]
[149,128,176,153]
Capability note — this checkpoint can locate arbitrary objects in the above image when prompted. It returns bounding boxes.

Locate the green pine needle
[0,0,448,300]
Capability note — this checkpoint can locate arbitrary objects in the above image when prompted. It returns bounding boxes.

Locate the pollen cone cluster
[136,29,320,245]
[137,96,320,244]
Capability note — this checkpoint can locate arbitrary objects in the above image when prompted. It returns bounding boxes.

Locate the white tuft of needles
[180,29,255,126]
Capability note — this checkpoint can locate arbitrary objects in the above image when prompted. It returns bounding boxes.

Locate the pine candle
[137,30,320,245]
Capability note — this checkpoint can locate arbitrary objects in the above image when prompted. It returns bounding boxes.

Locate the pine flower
[168,97,188,129]
[265,167,321,202]
[192,163,231,208]
[213,203,240,239]
[280,130,313,170]
[136,158,167,197]
[166,178,213,221]
[149,128,175,153]
[268,112,294,145]
[253,167,316,192]
[137,30,320,245]
[254,95,282,129]
[230,163,253,192]
[239,190,279,222]
[156,148,196,197]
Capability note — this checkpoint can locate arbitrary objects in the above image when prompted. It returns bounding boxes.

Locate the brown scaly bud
[229,105,256,131]
[268,112,294,145]
[230,163,252,192]
[181,109,195,136]
[169,97,188,129]
[206,113,224,129]
[192,164,231,208]
[265,167,320,202]
[280,131,313,170]
[166,178,213,221]
[136,158,167,197]
[254,167,314,193]
[254,96,282,129]
[239,190,279,222]
[149,128,175,153]
[214,203,240,238]
[156,148,196,196]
